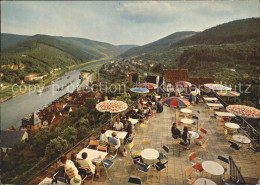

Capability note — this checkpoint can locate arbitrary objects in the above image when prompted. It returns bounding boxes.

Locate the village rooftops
[189,77,215,87]
[1,130,28,149]
[163,69,189,83]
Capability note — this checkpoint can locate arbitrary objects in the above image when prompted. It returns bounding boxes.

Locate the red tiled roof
[163,69,189,83]
[189,77,215,87]
[51,116,63,125]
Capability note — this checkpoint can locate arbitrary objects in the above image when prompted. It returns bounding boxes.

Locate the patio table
[215,111,236,117]
[194,178,217,185]
[188,131,199,139]
[207,103,224,107]
[141,148,159,164]
[204,97,218,101]
[129,118,139,125]
[105,130,128,140]
[181,118,194,124]
[202,161,224,175]
[180,108,192,114]
[77,148,108,178]
[232,135,251,144]
[39,177,68,185]
[225,122,240,129]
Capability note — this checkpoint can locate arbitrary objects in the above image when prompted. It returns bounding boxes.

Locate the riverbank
[0,57,110,103]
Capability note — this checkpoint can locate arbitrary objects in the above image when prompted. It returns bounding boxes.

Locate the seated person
[147,98,153,107]
[99,127,108,143]
[171,123,181,139]
[77,152,96,175]
[108,132,121,149]
[124,120,133,139]
[54,155,78,183]
[126,106,136,118]
[180,126,191,149]
[113,117,124,131]
[120,113,126,124]
[71,152,80,169]
[136,107,144,119]
[144,104,152,117]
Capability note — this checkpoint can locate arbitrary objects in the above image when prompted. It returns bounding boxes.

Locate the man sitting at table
[113,117,124,131]
[136,107,144,119]
[171,123,181,139]
[108,132,120,149]
[53,155,79,183]
[99,127,108,143]
[78,152,96,175]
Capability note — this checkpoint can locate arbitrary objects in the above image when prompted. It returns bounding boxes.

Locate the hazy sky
[1,1,259,45]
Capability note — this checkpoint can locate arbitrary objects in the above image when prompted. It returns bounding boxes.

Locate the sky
[1,1,259,45]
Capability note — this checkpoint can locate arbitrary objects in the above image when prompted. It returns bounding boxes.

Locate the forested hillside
[1,34,121,84]
[173,18,260,47]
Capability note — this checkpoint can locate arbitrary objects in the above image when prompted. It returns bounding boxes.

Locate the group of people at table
[52,96,161,184]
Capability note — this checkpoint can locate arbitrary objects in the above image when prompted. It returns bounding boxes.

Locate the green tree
[44,136,70,161]
[61,126,78,143]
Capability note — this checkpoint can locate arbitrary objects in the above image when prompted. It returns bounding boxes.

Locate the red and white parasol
[226,105,260,119]
[96,100,128,113]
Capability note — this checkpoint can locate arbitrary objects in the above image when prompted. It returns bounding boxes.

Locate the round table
[141,148,159,160]
[195,178,217,185]
[181,118,194,124]
[188,131,199,139]
[232,135,251,144]
[225,122,240,129]
[129,118,139,125]
[180,108,192,114]
[202,161,224,175]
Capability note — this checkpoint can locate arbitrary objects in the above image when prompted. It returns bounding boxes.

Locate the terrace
[33,94,260,185]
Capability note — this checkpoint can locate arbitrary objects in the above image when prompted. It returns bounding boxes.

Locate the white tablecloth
[105,130,128,139]
[215,111,236,117]
[181,118,194,124]
[232,135,251,144]
[195,178,217,185]
[225,122,240,129]
[129,118,139,125]
[77,148,108,164]
[141,148,159,160]
[204,97,218,101]
[207,103,224,107]
[202,161,224,175]
[188,131,199,139]
[180,108,192,114]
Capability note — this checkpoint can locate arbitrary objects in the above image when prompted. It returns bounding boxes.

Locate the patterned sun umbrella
[162,97,190,122]
[162,97,190,108]
[130,87,149,94]
[175,81,192,88]
[226,105,260,119]
[217,91,240,97]
[204,83,232,91]
[139,83,158,90]
[96,100,128,113]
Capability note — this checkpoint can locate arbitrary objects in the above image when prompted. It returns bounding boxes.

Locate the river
[0,60,107,130]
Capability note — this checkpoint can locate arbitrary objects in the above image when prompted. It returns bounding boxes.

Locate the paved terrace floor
[35,101,260,185]
[87,102,260,185]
